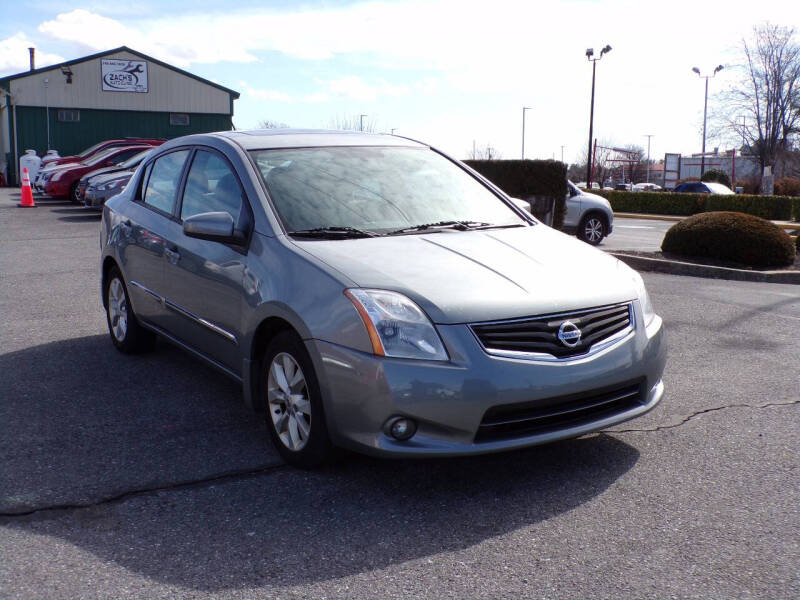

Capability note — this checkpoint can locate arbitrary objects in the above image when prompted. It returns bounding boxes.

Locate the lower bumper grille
[475,380,645,443]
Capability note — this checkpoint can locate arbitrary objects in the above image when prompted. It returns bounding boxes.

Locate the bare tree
[716,23,800,175]
[328,114,377,133]
[258,119,290,129]
[467,143,502,160]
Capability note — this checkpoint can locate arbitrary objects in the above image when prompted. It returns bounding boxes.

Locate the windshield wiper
[386,220,491,235]
[288,226,379,239]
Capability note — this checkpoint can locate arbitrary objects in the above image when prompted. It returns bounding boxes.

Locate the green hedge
[662,211,796,268]
[464,160,567,229]
[592,190,794,221]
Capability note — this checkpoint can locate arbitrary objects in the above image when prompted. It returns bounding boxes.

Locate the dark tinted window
[180,150,244,221]
[143,150,189,214]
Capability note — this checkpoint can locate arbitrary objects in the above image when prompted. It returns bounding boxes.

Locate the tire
[261,330,336,468]
[70,181,81,204]
[578,213,607,245]
[105,267,156,354]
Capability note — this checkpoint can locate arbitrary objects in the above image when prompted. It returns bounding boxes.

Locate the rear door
[119,149,191,328]
[159,148,252,372]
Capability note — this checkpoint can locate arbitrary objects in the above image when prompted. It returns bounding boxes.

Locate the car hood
[294,225,639,324]
[88,170,133,186]
[81,165,125,182]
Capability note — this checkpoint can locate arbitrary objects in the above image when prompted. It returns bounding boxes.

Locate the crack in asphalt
[0,462,286,519]
[611,399,800,433]
[2,401,798,519]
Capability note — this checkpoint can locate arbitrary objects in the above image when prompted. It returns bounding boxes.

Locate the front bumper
[310,307,666,457]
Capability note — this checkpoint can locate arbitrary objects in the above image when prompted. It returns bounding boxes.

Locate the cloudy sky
[1,0,797,163]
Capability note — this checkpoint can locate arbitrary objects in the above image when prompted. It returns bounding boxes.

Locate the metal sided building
[1,46,239,185]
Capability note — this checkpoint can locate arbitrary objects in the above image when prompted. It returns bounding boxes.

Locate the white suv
[562,180,614,245]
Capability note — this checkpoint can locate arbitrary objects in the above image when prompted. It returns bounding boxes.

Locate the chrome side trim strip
[163,299,238,345]
[129,280,165,307]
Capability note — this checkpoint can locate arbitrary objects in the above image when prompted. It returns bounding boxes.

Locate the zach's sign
[101,59,148,93]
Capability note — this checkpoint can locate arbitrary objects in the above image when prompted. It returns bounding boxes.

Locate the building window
[170,113,190,126]
[57,109,80,122]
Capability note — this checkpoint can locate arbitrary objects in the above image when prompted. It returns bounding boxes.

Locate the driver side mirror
[183,211,248,245]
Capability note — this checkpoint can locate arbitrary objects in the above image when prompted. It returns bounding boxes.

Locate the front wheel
[262,330,336,467]
[70,181,81,204]
[578,214,607,245]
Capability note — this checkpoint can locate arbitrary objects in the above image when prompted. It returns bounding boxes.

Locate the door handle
[164,246,180,264]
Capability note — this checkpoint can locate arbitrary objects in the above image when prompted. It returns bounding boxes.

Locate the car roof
[177,129,429,151]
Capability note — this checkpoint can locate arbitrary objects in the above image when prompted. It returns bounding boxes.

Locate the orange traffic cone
[18,167,36,208]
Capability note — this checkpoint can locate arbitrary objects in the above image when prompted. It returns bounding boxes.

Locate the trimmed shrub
[464,159,567,229]
[792,197,800,221]
[592,190,705,215]
[735,176,761,195]
[704,194,792,220]
[592,189,793,220]
[774,176,800,197]
[700,169,732,188]
[661,211,796,268]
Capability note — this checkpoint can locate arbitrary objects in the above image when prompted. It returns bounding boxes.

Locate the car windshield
[250,146,526,235]
[120,149,151,168]
[78,141,108,158]
[84,148,124,167]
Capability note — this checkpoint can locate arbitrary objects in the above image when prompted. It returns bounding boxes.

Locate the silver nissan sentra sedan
[100,129,666,467]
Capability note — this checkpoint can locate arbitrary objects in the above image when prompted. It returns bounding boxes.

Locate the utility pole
[521,107,531,159]
[585,45,612,186]
[692,65,723,176]
[560,145,564,163]
[359,114,367,132]
[644,134,654,183]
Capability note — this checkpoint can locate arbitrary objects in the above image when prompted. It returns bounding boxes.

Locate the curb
[610,252,800,285]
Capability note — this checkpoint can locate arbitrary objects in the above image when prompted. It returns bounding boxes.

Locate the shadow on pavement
[2,335,640,591]
[0,334,271,514]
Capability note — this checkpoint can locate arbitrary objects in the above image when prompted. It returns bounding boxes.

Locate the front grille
[475,380,645,442]
[471,303,632,359]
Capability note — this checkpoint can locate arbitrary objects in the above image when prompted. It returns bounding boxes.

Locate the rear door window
[180,150,244,222]
[143,150,190,215]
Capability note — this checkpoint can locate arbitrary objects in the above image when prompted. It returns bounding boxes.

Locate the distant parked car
[576,181,600,190]
[84,171,137,210]
[614,183,632,191]
[673,182,735,195]
[563,180,614,245]
[42,145,154,201]
[40,138,165,168]
[633,183,662,192]
[77,148,153,203]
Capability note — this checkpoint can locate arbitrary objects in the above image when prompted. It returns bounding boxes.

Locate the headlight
[345,289,448,361]
[632,272,655,326]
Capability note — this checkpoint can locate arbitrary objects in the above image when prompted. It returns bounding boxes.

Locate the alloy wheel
[267,352,312,451]
[108,278,128,341]
[584,218,604,243]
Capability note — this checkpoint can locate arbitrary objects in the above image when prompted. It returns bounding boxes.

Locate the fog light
[388,417,417,441]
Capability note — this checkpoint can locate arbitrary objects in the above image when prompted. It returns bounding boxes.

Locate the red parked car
[43,145,155,201]
[41,138,165,167]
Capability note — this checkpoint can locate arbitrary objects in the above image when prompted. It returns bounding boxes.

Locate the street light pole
[644,134,654,183]
[521,107,531,159]
[692,65,723,177]
[585,45,611,186]
[561,145,564,163]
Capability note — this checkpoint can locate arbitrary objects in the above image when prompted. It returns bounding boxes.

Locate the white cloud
[326,76,408,101]
[239,81,292,102]
[0,33,64,75]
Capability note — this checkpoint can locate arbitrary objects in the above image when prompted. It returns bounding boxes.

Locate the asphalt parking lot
[1,188,798,599]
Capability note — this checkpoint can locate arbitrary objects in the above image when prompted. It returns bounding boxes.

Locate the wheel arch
[101,256,119,309]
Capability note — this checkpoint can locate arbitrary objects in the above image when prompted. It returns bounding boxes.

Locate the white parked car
[563,181,614,245]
